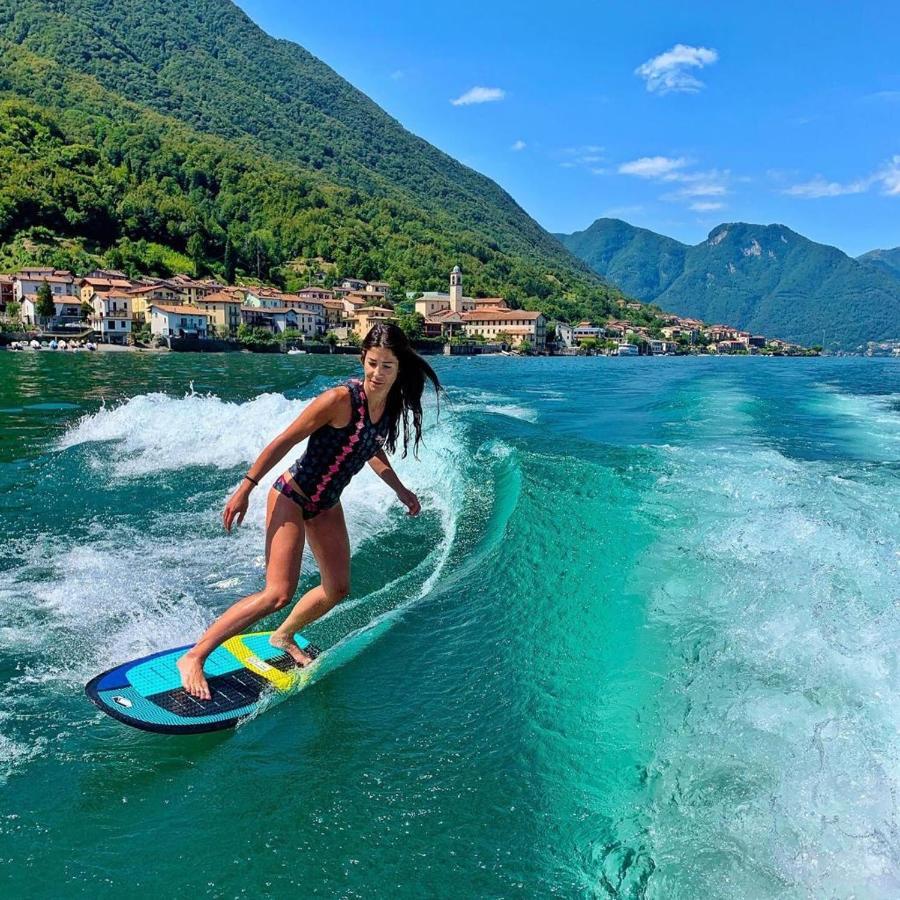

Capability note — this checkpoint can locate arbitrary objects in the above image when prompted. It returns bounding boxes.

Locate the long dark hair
[361,323,441,458]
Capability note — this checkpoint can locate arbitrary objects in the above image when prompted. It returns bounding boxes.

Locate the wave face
[0,352,897,897]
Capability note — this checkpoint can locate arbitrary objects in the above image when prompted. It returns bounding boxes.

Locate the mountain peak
[558,217,900,349]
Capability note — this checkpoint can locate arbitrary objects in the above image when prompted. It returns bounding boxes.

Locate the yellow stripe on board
[223,635,296,692]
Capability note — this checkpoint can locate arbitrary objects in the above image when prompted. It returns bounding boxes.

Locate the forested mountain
[558,219,900,350]
[0,0,625,322]
[858,247,900,279]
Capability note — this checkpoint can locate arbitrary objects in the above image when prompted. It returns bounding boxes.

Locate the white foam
[810,386,900,460]
[58,388,305,477]
[631,393,900,896]
[483,404,539,423]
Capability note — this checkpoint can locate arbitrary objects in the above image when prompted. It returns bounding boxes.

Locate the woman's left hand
[397,487,421,517]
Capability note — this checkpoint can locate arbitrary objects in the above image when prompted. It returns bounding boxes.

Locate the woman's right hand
[223,485,251,533]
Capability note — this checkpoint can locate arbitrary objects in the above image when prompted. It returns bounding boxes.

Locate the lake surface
[0,351,897,898]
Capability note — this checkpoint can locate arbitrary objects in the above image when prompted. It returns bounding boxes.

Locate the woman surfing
[177,323,442,700]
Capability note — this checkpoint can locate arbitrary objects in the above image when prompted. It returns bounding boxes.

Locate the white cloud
[665,174,729,198]
[389,70,405,81]
[783,157,900,198]
[557,145,607,172]
[619,156,730,205]
[635,44,719,94]
[690,201,725,212]
[450,86,505,106]
[511,140,526,152]
[618,156,688,178]
[876,155,900,195]
[783,176,870,198]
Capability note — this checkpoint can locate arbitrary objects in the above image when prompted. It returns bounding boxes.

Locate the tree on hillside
[187,232,205,277]
[223,237,236,285]
[36,280,56,329]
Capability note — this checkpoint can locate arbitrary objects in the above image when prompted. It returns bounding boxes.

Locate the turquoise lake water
[0,352,897,897]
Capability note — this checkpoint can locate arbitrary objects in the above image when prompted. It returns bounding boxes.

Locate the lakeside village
[0,264,819,357]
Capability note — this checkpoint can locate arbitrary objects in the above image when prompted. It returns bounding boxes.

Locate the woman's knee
[262,585,295,612]
[325,581,350,604]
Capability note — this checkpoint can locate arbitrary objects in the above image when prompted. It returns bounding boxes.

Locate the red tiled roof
[460,309,541,322]
[198,292,243,304]
[151,304,209,316]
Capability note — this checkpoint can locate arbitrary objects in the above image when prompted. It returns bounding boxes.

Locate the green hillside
[0,0,625,321]
[559,219,900,350]
[858,247,900,279]
[554,218,686,299]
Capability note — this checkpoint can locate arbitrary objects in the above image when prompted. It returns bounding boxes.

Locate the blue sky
[235,0,899,256]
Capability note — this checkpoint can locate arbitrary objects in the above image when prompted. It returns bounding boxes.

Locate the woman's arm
[368,449,421,516]
[223,387,349,531]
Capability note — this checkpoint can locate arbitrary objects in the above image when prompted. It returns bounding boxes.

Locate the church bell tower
[450,265,463,313]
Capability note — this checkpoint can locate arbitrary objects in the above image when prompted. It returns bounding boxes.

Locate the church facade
[415,267,546,349]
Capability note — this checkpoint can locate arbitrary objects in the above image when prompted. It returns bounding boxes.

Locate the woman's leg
[177,488,306,699]
[269,502,351,666]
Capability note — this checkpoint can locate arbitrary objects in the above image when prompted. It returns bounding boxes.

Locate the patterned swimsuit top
[285,379,392,517]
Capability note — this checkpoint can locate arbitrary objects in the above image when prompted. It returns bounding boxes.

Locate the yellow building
[195,292,243,336]
[353,306,395,337]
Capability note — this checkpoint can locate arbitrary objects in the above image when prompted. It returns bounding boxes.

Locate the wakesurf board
[85,631,320,734]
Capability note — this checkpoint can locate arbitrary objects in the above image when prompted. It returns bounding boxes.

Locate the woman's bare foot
[269,633,316,668]
[177,653,211,700]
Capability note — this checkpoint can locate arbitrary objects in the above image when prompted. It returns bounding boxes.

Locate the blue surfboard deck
[85,631,320,734]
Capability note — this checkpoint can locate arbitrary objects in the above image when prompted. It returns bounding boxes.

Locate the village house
[90,293,132,344]
[706,324,739,342]
[128,282,185,322]
[244,289,325,337]
[20,295,83,327]
[295,287,335,302]
[347,290,387,306]
[14,269,77,305]
[78,275,134,304]
[461,308,546,348]
[603,320,634,338]
[557,321,605,348]
[715,339,749,353]
[353,306,395,337]
[149,304,209,338]
[340,296,367,316]
[323,299,352,329]
[167,275,225,304]
[241,303,300,334]
[195,291,243,336]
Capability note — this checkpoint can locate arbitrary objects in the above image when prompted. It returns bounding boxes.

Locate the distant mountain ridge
[557,219,900,350]
[858,247,900,279]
